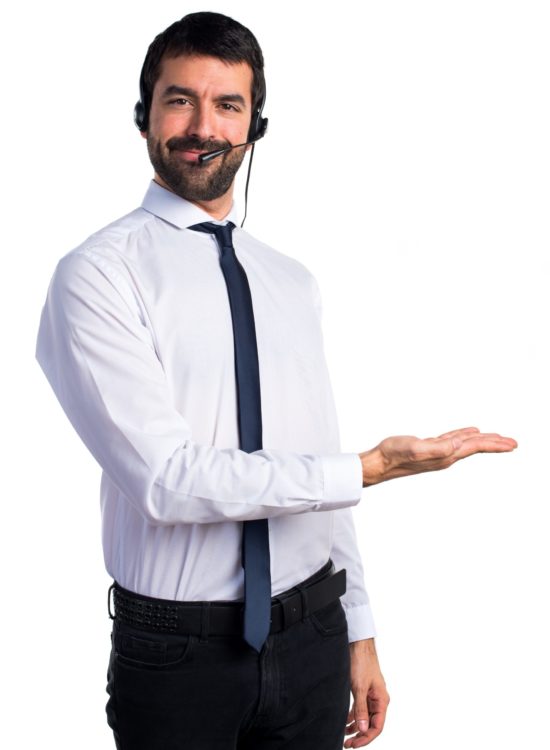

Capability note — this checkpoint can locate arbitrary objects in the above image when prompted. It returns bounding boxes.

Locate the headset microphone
[197,124,268,164]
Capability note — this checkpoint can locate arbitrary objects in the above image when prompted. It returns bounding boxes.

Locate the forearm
[126,443,363,525]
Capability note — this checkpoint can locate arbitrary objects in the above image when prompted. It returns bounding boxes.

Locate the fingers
[344,710,386,747]
[348,690,369,739]
[430,427,517,452]
[345,690,389,748]
[418,430,517,460]
[344,692,369,748]
[453,433,518,457]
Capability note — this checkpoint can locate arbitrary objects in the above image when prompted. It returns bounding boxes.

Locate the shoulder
[47,207,159,310]
[53,207,157,282]
[64,207,155,264]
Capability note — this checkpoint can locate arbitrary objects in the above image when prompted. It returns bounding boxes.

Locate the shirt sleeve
[35,249,363,526]
[331,506,377,642]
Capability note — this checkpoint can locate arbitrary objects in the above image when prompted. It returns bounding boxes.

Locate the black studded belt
[108,560,346,637]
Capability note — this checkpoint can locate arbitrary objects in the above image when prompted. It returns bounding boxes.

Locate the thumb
[354,695,370,734]
[422,436,461,459]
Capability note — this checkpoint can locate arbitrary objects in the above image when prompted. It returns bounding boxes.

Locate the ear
[140,130,148,139]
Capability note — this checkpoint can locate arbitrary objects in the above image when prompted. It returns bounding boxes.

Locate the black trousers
[105,574,351,749]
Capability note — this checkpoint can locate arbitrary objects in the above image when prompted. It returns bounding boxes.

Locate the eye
[168,98,190,106]
[219,102,240,112]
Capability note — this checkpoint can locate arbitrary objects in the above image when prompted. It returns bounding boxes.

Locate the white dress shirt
[35,180,376,641]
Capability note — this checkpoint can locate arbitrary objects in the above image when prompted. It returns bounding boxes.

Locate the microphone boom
[198,136,261,164]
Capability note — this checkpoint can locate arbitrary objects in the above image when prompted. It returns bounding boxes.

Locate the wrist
[359,447,385,487]
[350,637,377,656]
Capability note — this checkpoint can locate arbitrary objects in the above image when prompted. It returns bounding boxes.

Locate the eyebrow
[161,85,247,107]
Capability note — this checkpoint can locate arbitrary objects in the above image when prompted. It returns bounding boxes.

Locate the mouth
[173,149,210,164]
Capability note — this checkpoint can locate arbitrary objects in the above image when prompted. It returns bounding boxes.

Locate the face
[145,54,254,204]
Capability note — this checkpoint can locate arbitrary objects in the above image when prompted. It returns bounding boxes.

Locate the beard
[147,134,247,202]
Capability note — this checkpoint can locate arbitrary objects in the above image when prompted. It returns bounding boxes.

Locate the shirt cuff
[343,603,377,642]
[320,453,363,506]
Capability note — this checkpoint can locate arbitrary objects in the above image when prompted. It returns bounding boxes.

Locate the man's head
[135,12,266,209]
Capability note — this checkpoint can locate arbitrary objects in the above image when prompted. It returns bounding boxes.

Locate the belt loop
[273,596,285,629]
[107,583,115,620]
[295,583,309,621]
[200,602,211,642]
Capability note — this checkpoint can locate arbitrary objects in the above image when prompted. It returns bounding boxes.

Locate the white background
[2,1,548,748]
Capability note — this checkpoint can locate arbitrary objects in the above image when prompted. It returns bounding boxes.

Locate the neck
[153,174,233,221]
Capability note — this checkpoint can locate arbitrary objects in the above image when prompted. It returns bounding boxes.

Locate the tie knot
[189,221,235,249]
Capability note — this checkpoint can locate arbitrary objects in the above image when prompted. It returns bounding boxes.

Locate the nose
[185,103,216,142]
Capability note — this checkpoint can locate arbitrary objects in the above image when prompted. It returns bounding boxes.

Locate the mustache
[166,136,231,154]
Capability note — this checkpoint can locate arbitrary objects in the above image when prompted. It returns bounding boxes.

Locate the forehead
[155,54,254,102]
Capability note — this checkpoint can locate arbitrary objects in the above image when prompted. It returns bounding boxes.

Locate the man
[35,11,517,750]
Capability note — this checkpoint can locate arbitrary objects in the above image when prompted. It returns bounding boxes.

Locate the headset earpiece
[249,112,268,142]
[134,67,148,132]
[247,90,268,143]
[134,100,146,132]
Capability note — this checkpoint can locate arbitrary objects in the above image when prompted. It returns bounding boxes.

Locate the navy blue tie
[189,221,271,653]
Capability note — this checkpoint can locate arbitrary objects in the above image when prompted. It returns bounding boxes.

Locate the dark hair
[137,11,265,131]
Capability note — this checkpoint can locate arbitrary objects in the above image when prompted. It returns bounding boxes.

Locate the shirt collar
[140,180,240,229]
